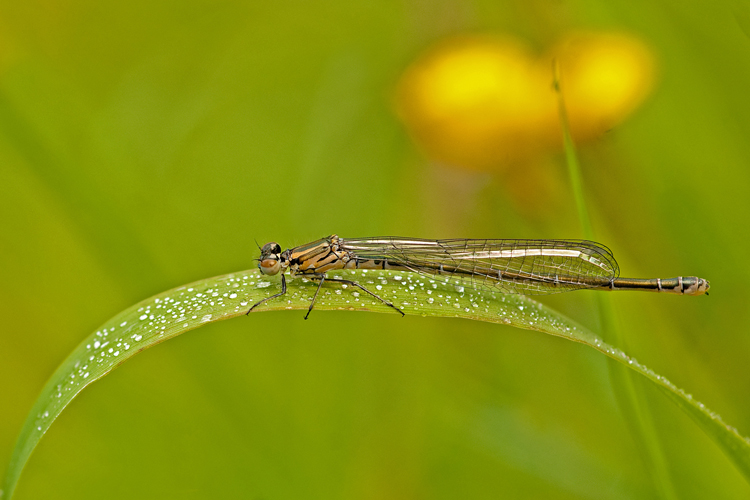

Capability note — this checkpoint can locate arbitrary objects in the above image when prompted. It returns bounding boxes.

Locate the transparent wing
[339,237,620,295]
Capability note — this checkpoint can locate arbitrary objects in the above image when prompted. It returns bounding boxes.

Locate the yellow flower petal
[396,36,552,170]
[546,32,656,142]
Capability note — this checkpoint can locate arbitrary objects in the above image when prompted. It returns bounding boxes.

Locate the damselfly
[247,235,709,318]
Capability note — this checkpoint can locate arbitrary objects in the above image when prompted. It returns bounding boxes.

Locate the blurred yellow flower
[396,32,656,172]
[548,32,656,142]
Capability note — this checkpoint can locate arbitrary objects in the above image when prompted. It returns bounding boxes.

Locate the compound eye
[259,258,281,275]
[261,242,281,254]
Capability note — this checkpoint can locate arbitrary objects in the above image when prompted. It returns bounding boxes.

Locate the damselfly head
[258,242,283,275]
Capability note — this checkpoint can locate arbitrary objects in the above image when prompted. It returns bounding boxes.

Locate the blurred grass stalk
[554,59,677,499]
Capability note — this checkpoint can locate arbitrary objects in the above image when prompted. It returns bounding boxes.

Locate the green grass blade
[2,269,749,498]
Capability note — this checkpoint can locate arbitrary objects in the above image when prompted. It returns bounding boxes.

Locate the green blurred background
[2,0,749,498]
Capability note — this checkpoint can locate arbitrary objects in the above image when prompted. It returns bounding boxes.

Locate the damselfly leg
[246,274,287,315]
[248,272,404,319]
[306,275,404,319]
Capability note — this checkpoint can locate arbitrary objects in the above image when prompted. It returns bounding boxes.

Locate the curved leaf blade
[2,268,748,498]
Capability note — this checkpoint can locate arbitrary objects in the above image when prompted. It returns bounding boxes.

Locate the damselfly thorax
[248,234,709,319]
